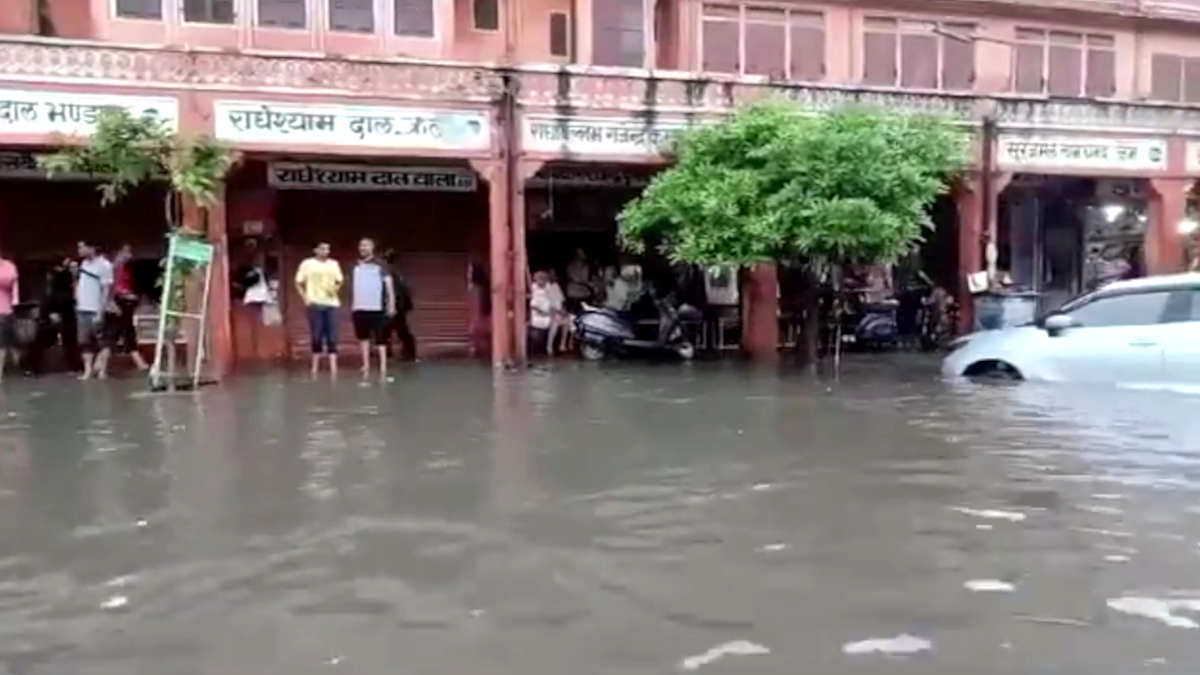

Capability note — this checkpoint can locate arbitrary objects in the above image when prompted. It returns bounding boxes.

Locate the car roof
[1101,273,1200,294]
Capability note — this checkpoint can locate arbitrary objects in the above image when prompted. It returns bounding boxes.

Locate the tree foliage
[37,108,236,217]
[618,101,968,268]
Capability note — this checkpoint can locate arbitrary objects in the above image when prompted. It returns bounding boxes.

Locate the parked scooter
[575,293,699,361]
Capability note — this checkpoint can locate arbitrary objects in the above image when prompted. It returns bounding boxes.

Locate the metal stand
[149,234,215,392]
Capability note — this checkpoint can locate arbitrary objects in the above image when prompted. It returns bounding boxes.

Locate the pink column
[742,264,779,360]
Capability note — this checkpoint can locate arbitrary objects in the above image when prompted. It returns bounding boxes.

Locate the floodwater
[0,357,1199,674]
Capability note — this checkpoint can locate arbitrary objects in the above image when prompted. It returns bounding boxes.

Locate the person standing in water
[0,247,17,381]
[350,238,395,377]
[294,242,343,376]
[75,241,114,380]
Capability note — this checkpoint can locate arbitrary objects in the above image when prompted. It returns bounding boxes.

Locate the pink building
[0,0,1197,370]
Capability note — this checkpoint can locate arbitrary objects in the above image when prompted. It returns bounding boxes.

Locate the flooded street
[1,358,1199,674]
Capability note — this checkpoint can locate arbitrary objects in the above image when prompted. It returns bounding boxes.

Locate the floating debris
[758,543,787,552]
[951,507,1026,522]
[964,579,1015,593]
[679,640,769,670]
[1107,596,1200,629]
[842,634,932,655]
[101,596,128,609]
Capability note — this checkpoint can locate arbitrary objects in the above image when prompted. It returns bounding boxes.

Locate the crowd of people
[0,240,151,381]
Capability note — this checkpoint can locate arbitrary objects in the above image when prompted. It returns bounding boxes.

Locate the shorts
[352,310,388,345]
[76,311,107,350]
[0,314,12,349]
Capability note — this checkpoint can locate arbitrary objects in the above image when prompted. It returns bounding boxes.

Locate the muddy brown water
[0,357,1198,674]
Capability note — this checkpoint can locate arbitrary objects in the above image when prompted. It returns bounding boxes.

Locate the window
[258,0,306,28]
[1012,28,1115,97]
[115,0,162,19]
[183,0,235,24]
[1165,289,1200,322]
[549,12,570,58]
[1065,291,1169,328]
[394,0,434,37]
[701,4,825,81]
[329,0,374,33]
[473,0,499,31]
[1150,53,1200,103]
[862,17,975,90]
[593,0,645,68]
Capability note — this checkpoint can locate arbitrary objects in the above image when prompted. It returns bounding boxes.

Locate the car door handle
[1127,339,1159,347]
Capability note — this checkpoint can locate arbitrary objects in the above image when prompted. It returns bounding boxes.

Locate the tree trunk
[796,266,819,370]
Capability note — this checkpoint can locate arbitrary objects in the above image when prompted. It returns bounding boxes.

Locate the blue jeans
[307,305,338,354]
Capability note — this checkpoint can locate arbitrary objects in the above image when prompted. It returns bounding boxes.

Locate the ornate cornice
[0,38,503,102]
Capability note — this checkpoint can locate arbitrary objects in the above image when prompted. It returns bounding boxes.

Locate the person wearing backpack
[351,238,396,377]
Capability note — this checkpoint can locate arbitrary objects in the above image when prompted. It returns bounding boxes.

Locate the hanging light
[1178,218,1199,235]
[1100,203,1125,223]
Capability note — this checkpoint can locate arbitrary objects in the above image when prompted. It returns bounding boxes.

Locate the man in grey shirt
[75,240,114,380]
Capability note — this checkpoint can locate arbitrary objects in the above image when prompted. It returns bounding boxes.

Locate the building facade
[0,0,1198,373]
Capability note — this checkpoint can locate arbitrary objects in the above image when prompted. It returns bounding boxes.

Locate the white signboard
[1185,141,1200,174]
[214,101,490,151]
[268,162,478,192]
[0,89,178,136]
[997,135,1167,171]
[523,115,692,156]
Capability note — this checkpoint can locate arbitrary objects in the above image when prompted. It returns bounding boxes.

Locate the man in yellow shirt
[294,242,344,376]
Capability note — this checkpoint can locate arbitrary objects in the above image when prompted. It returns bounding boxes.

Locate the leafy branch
[36,107,237,225]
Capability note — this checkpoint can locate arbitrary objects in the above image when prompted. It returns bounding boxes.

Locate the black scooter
[575,293,699,361]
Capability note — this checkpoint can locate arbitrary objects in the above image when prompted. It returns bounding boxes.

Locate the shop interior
[997,176,1148,315]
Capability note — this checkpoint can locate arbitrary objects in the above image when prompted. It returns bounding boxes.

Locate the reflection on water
[0,358,1198,673]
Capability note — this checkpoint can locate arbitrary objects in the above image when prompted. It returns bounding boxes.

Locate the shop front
[987,132,1188,325]
[0,88,184,371]
[207,99,496,365]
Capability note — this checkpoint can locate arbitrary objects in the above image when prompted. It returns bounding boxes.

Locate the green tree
[38,108,237,384]
[618,100,968,362]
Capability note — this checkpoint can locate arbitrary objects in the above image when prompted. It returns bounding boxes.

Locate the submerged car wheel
[581,343,605,361]
[675,342,696,360]
[963,359,1022,381]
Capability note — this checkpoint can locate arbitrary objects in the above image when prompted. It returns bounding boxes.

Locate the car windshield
[1028,288,1103,325]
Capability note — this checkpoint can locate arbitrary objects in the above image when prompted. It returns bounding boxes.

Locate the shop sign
[0,89,178,136]
[214,101,490,151]
[267,162,478,192]
[1186,141,1200,174]
[997,135,1167,171]
[0,151,83,179]
[523,116,692,156]
[527,167,651,188]
[784,88,977,122]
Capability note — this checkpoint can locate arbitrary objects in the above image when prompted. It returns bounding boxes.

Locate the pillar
[954,178,982,333]
[473,160,514,368]
[512,160,542,366]
[182,196,232,380]
[954,171,1010,333]
[1148,178,1192,275]
[742,264,779,360]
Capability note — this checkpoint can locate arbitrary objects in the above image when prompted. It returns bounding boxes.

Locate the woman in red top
[107,245,149,371]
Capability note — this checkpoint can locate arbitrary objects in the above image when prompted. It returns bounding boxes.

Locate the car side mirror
[1043,313,1074,334]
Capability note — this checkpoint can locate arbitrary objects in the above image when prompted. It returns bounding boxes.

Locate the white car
[942,273,1200,385]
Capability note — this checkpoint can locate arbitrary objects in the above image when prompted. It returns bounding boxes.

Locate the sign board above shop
[0,89,178,136]
[522,115,692,157]
[214,101,491,152]
[996,135,1168,172]
[267,162,478,192]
